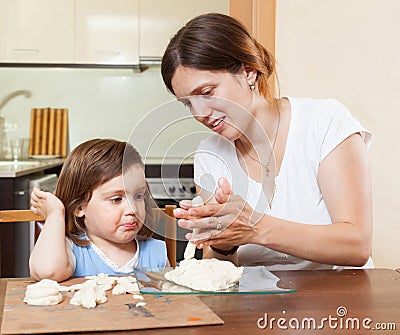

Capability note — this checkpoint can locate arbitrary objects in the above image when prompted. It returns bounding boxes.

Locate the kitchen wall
[0,66,208,161]
[276,0,400,269]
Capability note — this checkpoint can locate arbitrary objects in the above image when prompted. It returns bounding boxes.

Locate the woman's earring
[249,83,255,90]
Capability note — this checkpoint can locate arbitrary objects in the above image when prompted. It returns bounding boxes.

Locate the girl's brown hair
[55,138,155,246]
[161,13,277,103]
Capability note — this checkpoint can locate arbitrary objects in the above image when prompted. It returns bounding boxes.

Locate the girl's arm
[29,187,73,281]
[178,133,372,267]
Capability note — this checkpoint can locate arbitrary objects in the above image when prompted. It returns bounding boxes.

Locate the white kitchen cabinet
[75,0,139,65]
[139,0,229,63]
[0,0,74,63]
[0,0,229,66]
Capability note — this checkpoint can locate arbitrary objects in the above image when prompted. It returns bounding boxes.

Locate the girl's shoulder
[138,237,166,249]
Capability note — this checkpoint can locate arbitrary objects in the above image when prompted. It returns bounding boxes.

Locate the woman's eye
[178,98,192,109]
[111,197,122,204]
[184,100,192,108]
[134,194,145,201]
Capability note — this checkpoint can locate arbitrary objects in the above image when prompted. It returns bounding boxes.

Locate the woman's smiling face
[171,66,257,141]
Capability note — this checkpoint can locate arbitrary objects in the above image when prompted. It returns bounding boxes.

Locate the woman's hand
[174,177,262,247]
[30,186,64,220]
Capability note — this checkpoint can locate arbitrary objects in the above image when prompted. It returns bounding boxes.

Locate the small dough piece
[85,273,116,291]
[26,278,60,291]
[23,293,63,306]
[24,279,63,306]
[59,283,83,292]
[70,280,107,309]
[112,276,139,295]
[135,301,147,307]
[25,287,60,299]
[164,258,243,291]
[183,195,203,260]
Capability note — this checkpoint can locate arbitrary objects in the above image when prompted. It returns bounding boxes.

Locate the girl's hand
[30,186,64,219]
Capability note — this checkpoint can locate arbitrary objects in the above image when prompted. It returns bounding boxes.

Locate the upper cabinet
[139,0,229,63]
[0,0,74,63]
[0,0,229,66]
[75,0,139,65]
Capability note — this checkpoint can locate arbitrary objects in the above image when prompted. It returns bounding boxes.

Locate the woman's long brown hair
[161,13,277,103]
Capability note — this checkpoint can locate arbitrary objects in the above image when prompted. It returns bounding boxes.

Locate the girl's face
[171,66,257,141]
[75,165,147,247]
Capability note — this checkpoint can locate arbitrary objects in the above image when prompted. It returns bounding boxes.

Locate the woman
[161,13,372,270]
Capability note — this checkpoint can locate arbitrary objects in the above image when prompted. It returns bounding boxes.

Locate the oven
[145,164,202,262]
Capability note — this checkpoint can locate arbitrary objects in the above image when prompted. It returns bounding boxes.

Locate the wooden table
[1,268,399,334]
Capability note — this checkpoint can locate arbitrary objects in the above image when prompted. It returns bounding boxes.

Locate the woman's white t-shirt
[194,97,372,270]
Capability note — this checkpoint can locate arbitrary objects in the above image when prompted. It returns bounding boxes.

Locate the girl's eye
[111,197,122,204]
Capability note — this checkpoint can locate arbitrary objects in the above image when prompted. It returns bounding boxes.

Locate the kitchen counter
[0,158,65,178]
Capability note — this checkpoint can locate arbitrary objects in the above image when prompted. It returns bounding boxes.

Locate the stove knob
[179,185,186,193]
[190,186,197,194]
[168,186,176,194]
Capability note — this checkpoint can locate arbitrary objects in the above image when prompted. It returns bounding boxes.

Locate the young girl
[29,138,168,282]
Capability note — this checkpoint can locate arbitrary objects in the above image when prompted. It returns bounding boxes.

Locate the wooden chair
[0,205,177,268]
[153,205,177,267]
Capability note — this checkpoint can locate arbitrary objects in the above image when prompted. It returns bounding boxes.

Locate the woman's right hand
[30,186,64,220]
[174,177,262,245]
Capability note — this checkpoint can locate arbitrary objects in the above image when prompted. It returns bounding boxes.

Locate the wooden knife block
[29,108,68,157]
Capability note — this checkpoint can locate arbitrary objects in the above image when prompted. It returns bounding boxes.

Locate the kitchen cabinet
[75,0,139,65]
[139,0,229,63]
[0,0,74,63]
[0,0,228,66]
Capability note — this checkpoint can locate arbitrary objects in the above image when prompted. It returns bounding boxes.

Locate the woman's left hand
[174,177,262,247]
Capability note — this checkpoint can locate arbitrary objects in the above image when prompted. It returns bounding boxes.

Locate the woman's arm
[29,187,73,281]
[177,133,372,267]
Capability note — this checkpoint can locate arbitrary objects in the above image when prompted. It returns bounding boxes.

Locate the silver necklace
[239,105,281,178]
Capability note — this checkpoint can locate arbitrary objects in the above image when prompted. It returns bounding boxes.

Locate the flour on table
[164,258,243,291]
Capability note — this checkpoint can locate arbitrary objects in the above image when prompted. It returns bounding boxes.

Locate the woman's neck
[237,98,280,150]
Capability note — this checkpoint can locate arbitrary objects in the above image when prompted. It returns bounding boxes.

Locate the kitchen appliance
[13,173,58,277]
[145,164,200,262]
